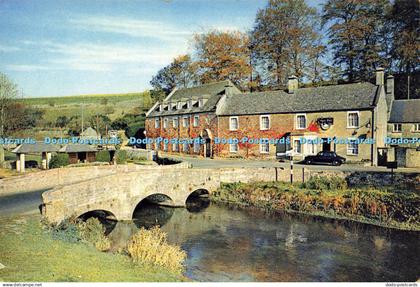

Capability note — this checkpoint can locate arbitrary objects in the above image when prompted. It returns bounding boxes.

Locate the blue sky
[0,0,324,97]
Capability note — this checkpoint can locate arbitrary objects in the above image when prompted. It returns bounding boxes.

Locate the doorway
[322,138,331,152]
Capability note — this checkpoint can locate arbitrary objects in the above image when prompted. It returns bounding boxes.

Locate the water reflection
[104,199,420,282]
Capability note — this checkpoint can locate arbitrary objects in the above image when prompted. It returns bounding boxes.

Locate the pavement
[0,189,46,217]
[163,154,420,173]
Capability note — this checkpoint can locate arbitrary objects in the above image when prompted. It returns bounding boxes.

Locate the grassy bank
[212,177,420,231]
[0,215,185,282]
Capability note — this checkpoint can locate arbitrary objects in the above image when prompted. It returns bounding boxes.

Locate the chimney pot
[288,75,298,94]
[375,67,384,86]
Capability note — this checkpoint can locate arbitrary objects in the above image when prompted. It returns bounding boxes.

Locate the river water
[106,199,419,282]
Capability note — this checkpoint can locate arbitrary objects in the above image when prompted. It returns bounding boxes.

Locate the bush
[96,150,111,162]
[127,226,186,274]
[49,153,69,168]
[115,150,127,164]
[76,218,111,251]
[50,218,79,243]
[303,176,347,190]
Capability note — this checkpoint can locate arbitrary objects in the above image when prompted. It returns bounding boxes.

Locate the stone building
[145,69,390,166]
[387,99,420,168]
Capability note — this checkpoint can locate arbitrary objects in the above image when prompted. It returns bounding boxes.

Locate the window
[182,117,189,127]
[229,116,239,131]
[393,123,402,132]
[187,101,191,109]
[296,114,307,129]
[183,142,189,152]
[198,99,204,107]
[347,112,360,128]
[260,139,270,154]
[163,141,168,152]
[260,115,270,130]
[294,139,302,154]
[163,118,168,129]
[193,142,200,153]
[154,118,160,128]
[413,124,420,132]
[230,143,238,153]
[347,139,359,155]
[173,117,179,128]
[172,143,178,152]
[193,115,199,127]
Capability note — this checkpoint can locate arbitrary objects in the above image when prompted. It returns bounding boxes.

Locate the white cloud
[5,64,52,72]
[69,15,192,42]
[0,44,21,52]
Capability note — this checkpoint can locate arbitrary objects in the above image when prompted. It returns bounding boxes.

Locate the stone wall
[0,162,189,196]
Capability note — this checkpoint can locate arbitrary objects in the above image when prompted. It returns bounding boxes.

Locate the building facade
[387,99,420,168]
[145,69,391,166]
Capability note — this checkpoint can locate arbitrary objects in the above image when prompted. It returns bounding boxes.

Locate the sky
[0,0,324,97]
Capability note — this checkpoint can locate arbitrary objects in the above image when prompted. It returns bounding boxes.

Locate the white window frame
[393,123,402,133]
[193,142,200,153]
[182,116,189,128]
[163,118,168,129]
[259,139,270,154]
[154,118,160,128]
[413,124,420,132]
[293,139,302,154]
[260,115,270,130]
[347,111,360,128]
[173,117,179,128]
[198,99,204,107]
[193,115,199,127]
[172,143,178,152]
[163,141,168,152]
[230,143,239,153]
[229,116,239,131]
[347,138,359,155]
[182,142,189,152]
[295,114,307,130]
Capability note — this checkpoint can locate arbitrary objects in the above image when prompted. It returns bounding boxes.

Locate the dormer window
[187,100,191,109]
[159,104,163,112]
[198,99,204,107]
[177,102,183,110]
[168,103,172,111]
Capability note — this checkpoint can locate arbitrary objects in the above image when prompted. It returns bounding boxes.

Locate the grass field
[0,215,185,282]
[20,91,153,107]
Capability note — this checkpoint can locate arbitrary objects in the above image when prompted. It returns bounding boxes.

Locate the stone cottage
[145,69,390,166]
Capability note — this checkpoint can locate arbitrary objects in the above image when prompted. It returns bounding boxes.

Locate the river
[105,199,419,282]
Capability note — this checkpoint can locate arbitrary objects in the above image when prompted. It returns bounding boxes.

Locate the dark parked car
[304,151,346,166]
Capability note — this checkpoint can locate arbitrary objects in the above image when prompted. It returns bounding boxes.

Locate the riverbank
[212,177,420,231]
[0,214,185,282]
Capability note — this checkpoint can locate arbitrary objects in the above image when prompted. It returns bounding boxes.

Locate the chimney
[386,75,394,108]
[375,67,384,86]
[288,75,298,94]
[225,83,235,97]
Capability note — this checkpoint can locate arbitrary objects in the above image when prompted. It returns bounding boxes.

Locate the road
[0,189,46,217]
[165,154,420,173]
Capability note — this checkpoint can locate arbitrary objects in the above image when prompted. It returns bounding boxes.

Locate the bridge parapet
[41,166,290,224]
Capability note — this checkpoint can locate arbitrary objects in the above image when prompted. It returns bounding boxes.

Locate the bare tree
[0,72,18,137]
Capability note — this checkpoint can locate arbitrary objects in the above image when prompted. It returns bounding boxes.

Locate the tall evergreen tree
[322,0,391,82]
[389,0,420,74]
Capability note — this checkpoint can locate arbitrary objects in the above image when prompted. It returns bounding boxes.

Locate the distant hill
[20,92,153,106]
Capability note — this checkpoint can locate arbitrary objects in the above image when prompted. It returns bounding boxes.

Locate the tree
[4,103,43,134]
[150,54,197,95]
[322,0,391,82]
[194,30,252,91]
[389,0,420,74]
[89,114,111,137]
[55,116,70,129]
[0,72,18,136]
[250,0,323,88]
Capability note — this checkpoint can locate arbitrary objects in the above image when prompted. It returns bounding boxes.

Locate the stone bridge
[42,165,289,224]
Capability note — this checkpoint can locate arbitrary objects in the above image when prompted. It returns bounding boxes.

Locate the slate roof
[147,80,240,117]
[81,127,100,139]
[59,144,98,153]
[12,143,60,153]
[389,99,420,123]
[219,82,379,116]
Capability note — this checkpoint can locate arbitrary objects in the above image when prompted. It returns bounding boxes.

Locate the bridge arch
[185,188,210,213]
[131,193,175,228]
